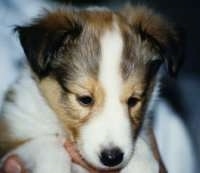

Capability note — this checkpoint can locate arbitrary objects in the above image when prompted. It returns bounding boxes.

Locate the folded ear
[120,5,184,76]
[15,10,82,78]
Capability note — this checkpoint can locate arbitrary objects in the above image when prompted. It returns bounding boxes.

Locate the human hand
[0,141,119,173]
[64,141,119,173]
[0,155,27,173]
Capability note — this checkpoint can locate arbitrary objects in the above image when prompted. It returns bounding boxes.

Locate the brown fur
[1,5,184,171]
[39,77,106,141]
[0,140,26,158]
[119,5,183,76]
[120,5,176,46]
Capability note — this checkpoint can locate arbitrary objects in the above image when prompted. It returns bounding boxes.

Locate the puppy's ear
[120,5,184,76]
[15,11,82,78]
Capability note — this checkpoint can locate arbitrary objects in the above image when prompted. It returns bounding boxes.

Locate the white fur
[71,136,159,173]
[77,23,134,170]
[0,68,71,173]
[0,24,159,173]
[71,164,89,173]
[121,137,159,173]
[2,136,71,173]
[154,100,196,173]
[0,67,64,140]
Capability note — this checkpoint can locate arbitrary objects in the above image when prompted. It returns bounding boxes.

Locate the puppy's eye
[77,95,94,106]
[127,97,139,108]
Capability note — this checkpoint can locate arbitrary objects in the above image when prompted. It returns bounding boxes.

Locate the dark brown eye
[77,95,94,106]
[127,97,139,108]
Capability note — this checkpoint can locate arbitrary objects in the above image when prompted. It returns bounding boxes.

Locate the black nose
[100,147,124,167]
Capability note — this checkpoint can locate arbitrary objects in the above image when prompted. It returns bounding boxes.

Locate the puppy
[0,5,183,173]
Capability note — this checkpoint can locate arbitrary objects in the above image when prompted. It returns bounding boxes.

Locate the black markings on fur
[134,23,184,77]
[15,21,83,78]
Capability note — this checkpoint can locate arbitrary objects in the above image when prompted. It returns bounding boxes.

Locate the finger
[64,141,84,164]
[2,156,22,173]
[64,141,99,172]
[64,141,119,173]
[1,156,27,173]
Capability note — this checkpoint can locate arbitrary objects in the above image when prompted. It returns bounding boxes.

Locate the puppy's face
[16,6,183,170]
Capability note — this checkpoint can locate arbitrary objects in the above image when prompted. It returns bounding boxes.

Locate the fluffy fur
[0,4,183,173]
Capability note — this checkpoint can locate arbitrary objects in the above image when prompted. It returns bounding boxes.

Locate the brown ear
[15,10,82,78]
[120,5,184,76]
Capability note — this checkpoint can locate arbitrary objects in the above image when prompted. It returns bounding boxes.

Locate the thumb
[1,156,26,173]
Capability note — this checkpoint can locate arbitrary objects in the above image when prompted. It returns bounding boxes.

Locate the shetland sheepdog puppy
[0,4,183,173]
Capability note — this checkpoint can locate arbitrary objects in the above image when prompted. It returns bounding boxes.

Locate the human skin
[0,141,118,173]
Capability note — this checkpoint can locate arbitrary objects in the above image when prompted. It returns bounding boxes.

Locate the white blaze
[99,25,123,96]
[78,24,134,169]
[98,24,132,146]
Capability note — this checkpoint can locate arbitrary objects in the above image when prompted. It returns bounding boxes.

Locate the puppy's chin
[83,158,123,172]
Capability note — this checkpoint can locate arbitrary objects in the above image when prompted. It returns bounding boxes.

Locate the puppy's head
[15,6,183,170]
